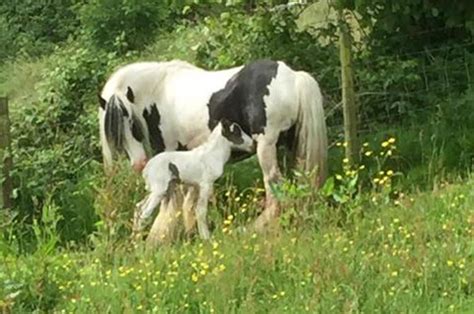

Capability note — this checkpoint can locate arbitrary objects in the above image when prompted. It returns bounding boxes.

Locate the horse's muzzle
[133,159,148,172]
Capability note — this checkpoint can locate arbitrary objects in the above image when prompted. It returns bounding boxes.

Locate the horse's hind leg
[146,194,180,248]
[195,185,212,240]
[254,138,282,232]
[182,185,197,236]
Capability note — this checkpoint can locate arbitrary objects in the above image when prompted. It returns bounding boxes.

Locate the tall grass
[1,167,473,313]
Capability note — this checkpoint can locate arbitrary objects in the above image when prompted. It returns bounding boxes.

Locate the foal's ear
[220,118,232,131]
[126,86,135,103]
[230,122,242,136]
[98,94,106,109]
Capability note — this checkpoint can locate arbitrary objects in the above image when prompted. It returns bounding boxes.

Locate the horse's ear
[126,86,135,103]
[98,94,106,109]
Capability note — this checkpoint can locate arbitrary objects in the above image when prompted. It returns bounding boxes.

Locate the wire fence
[322,23,473,152]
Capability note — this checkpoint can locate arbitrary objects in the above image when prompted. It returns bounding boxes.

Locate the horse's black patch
[177,142,188,151]
[142,103,165,154]
[207,59,279,135]
[131,116,144,142]
[98,94,106,109]
[126,86,135,103]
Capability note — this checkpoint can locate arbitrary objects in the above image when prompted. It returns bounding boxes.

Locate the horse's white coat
[100,59,327,232]
[100,61,243,169]
[135,122,254,239]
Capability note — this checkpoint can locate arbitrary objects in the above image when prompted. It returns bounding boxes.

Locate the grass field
[1,171,473,313]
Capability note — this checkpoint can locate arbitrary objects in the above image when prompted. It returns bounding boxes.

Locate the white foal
[134,119,254,239]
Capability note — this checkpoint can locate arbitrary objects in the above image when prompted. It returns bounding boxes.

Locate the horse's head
[220,119,255,153]
[99,86,148,172]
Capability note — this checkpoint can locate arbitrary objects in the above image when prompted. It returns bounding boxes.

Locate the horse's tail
[294,71,328,186]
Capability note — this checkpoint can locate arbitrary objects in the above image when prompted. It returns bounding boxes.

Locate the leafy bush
[0,0,80,60]
[9,41,122,243]
[79,0,172,53]
[191,7,339,79]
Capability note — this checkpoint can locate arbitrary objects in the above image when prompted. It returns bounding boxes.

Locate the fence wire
[324,26,472,152]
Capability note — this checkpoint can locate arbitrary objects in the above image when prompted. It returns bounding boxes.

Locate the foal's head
[99,86,148,172]
[220,119,254,152]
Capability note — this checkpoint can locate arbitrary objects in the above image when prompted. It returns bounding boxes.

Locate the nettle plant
[272,137,403,227]
[334,137,403,208]
[330,137,401,203]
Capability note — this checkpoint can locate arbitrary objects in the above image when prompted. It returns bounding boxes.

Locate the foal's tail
[294,71,328,186]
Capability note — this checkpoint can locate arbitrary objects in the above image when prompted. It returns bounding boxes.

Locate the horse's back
[207,59,301,138]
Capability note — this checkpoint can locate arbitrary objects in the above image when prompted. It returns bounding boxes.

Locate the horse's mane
[104,95,125,152]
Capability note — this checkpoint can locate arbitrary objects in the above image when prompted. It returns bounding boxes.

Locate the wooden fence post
[338,10,359,164]
[0,97,13,209]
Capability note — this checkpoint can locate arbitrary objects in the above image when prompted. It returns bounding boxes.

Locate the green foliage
[349,0,474,53]
[79,0,172,53]
[1,178,473,312]
[187,6,339,79]
[0,0,80,60]
[8,41,122,244]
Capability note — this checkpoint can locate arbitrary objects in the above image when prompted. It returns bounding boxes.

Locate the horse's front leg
[253,139,282,232]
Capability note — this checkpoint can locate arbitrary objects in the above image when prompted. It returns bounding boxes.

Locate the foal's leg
[195,185,212,240]
[134,194,151,230]
[254,138,282,232]
[134,190,164,232]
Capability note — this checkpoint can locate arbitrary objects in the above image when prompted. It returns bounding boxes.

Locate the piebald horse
[99,59,327,234]
[135,119,254,239]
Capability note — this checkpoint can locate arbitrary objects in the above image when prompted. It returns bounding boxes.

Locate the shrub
[79,0,172,54]
[9,41,122,244]
[0,0,80,60]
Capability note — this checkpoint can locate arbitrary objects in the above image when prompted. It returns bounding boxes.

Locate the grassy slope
[1,177,473,313]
